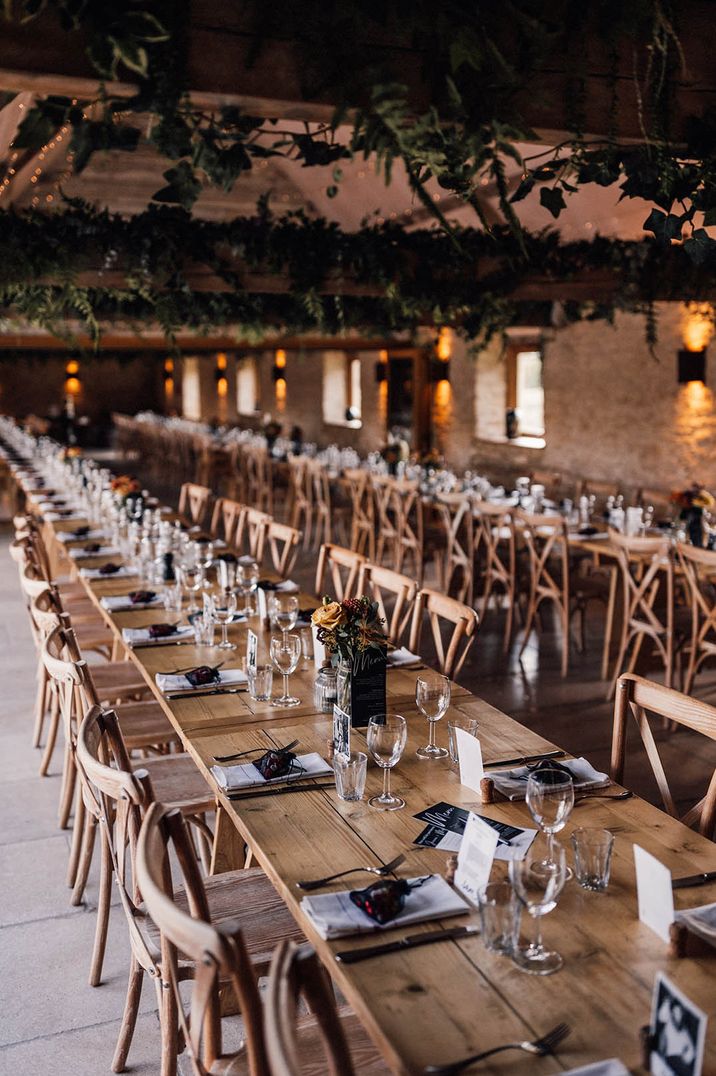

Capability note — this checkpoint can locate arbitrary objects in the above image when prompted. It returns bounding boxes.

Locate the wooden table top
[40,509,716,1076]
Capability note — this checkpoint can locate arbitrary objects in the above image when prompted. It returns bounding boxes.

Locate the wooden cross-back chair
[371,474,402,570]
[473,501,517,653]
[209,497,244,548]
[395,480,425,582]
[637,486,673,519]
[608,530,675,699]
[235,505,271,563]
[315,543,366,601]
[135,801,306,1076]
[408,588,478,680]
[578,478,621,506]
[224,441,247,502]
[356,562,417,646]
[343,468,375,559]
[178,482,214,529]
[676,542,716,696]
[309,460,352,550]
[611,674,716,840]
[265,520,301,579]
[244,445,273,515]
[434,493,474,604]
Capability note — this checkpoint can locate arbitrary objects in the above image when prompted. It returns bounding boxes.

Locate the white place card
[650,972,707,1076]
[312,622,326,666]
[634,844,674,943]
[246,629,258,672]
[257,586,268,627]
[453,811,498,907]
[456,728,484,793]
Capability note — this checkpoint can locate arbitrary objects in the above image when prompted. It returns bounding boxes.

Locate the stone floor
[2,465,716,1074]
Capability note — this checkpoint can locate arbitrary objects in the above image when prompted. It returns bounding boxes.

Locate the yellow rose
[694,491,715,509]
[312,600,345,633]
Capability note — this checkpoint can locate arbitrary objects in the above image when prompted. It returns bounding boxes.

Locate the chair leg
[71,811,97,905]
[112,956,144,1073]
[89,832,113,986]
[39,690,61,776]
[503,586,515,655]
[66,785,86,889]
[160,971,178,1076]
[32,669,48,748]
[58,745,76,829]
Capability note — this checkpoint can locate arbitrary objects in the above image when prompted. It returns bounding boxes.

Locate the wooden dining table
[31,505,716,1075]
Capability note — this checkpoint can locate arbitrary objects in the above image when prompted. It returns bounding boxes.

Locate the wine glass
[271,593,299,642]
[366,713,408,811]
[237,558,259,616]
[509,845,567,975]
[269,634,301,707]
[415,672,451,758]
[198,540,215,587]
[179,562,203,614]
[525,767,575,879]
[211,588,237,650]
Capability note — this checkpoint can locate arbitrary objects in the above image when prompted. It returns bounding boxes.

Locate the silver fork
[214,738,299,763]
[296,853,406,891]
[157,661,225,677]
[423,1022,571,1075]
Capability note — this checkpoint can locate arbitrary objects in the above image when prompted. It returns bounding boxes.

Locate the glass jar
[314,663,338,713]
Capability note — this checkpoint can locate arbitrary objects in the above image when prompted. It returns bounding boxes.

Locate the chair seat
[74,619,114,652]
[145,866,304,972]
[116,701,179,750]
[137,753,216,813]
[91,661,150,700]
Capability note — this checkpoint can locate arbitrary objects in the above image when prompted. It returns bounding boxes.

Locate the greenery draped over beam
[4,0,716,256]
[1,202,716,346]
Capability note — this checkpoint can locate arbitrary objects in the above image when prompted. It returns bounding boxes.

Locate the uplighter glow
[436,327,453,361]
[681,302,714,352]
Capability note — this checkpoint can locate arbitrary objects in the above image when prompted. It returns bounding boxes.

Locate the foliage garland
[0,201,714,347]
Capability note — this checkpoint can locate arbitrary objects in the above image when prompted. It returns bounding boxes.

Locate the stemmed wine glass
[366,713,408,811]
[525,767,575,879]
[269,634,301,707]
[179,562,203,614]
[509,845,568,975]
[237,559,259,616]
[211,588,237,650]
[415,672,451,758]
[271,593,299,642]
[197,540,215,588]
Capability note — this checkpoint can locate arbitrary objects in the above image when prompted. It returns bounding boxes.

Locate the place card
[333,705,350,761]
[256,585,268,627]
[456,728,484,793]
[650,972,707,1076]
[453,811,498,906]
[413,802,536,861]
[246,629,258,673]
[634,844,674,943]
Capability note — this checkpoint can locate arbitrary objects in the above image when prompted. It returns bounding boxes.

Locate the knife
[133,639,195,650]
[335,924,479,964]
[166,686,247,700]
[672,870,716,890]
[227,780,334,801]
[484,749,565,768]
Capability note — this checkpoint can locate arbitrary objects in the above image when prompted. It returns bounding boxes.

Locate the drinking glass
[193,612,216,647]
[509,845,567,974]
[334,751,368,801]
[237,558,259,616]
[366,713,407,811]
[198,540,215,587]
[269,634,301,707]
[218,558,237,590]
[247,664,273,702]
[477,882,522,955]
[180,562,203,614]
[162,580,182,614]
[211,588,237,650]
[415,672,451,758]
[525,767,574,878]
[270,593,299,642]
[570,827,614,892]
[447,716,479,764]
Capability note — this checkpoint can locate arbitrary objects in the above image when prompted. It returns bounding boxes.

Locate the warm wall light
[216,352,228,371]
[436,327,452,362]
[216,376,228,397]
[681,302,713,353]
[65,359,79,375]
[65,358,81,396]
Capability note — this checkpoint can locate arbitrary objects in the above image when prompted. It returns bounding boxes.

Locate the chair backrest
[236,505,272,562]
[637,487,672,514]
[136,803,269,1076]
[408,588,478,679]
[209,497,246,548]
[371,473,401,569]
[394,480,423,579]
[579,478,621,504]
[611,674,716,839]
[342,468,374,556]
[265,520,301,578]
[515,509,570,604]
[473,500,516,594]
[178,482,213,528]
[609,529,673,635]
[675,543,716,691]
[434,493,474,602]
[356,562,417,645]
[265,938,357,1076]
[315,543,366,601]
[244,446,272,514]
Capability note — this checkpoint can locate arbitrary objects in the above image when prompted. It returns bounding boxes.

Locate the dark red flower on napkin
[255,749,300,780]
[98,562,121,575]
[185,665,221,687]
[72,526,91,537]
[83,543,102,553]
[148,623,178,639]
[350,879,411,924]
[128,590,156,605]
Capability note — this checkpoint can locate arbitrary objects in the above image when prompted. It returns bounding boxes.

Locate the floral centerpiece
[111,474,143,516]
[312,596,387,728]
[670,485,715,547]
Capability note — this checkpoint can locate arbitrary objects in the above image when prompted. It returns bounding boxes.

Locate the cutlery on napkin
[211,751,332,792]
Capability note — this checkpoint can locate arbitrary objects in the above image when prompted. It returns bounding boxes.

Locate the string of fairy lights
[0,97,75,207]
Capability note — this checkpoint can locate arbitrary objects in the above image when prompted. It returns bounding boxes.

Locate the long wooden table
[30,503,716,1074]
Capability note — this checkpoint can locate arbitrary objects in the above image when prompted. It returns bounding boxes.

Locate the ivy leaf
[539,186,566,218]
[108,35,149,77]
[326,185,339,198]
[704,208,716,227]
[643,208,683,243]
[152,161,201,211]
[510,174,535,203]
[12,106,57,150]
[119,12,169,42]
[683,229,714,265]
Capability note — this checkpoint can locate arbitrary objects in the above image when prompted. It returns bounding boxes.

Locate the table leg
[209,803,247,875]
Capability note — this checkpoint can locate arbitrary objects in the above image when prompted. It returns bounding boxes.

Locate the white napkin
[121,624,194,646]
[80,565,135,580]
[100,593,163,612]
[58,529,109,543]
[69,546,120,560]
[675,902,716,947]
[263,579,299,593]
[387,647,423,668]
[45,512,85,523]
[485,757,610,801]
[155,668,248,693]
[210,751,332,791]
[562,1062,629,1076]
[301,874,470,939]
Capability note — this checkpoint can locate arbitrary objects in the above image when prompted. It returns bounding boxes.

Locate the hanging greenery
[0,200,713,346]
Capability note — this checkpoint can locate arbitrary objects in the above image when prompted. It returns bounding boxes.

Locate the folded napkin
[58,528,109,543]
[155,668,248,693]
[387,647,423,668]
[100,593,163,612]
[68,546,120,560]
[80,565,135,580]
[121,624,194,647]
[675,902,716,948]
[485,757,610,801]
[210,751,332,792]
[562,1062,629,1076]
[301,874,470,940]
[260,579,299,593]
[45,512,84,523]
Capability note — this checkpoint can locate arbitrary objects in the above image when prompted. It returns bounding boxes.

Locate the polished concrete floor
[2,468,716,1074]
